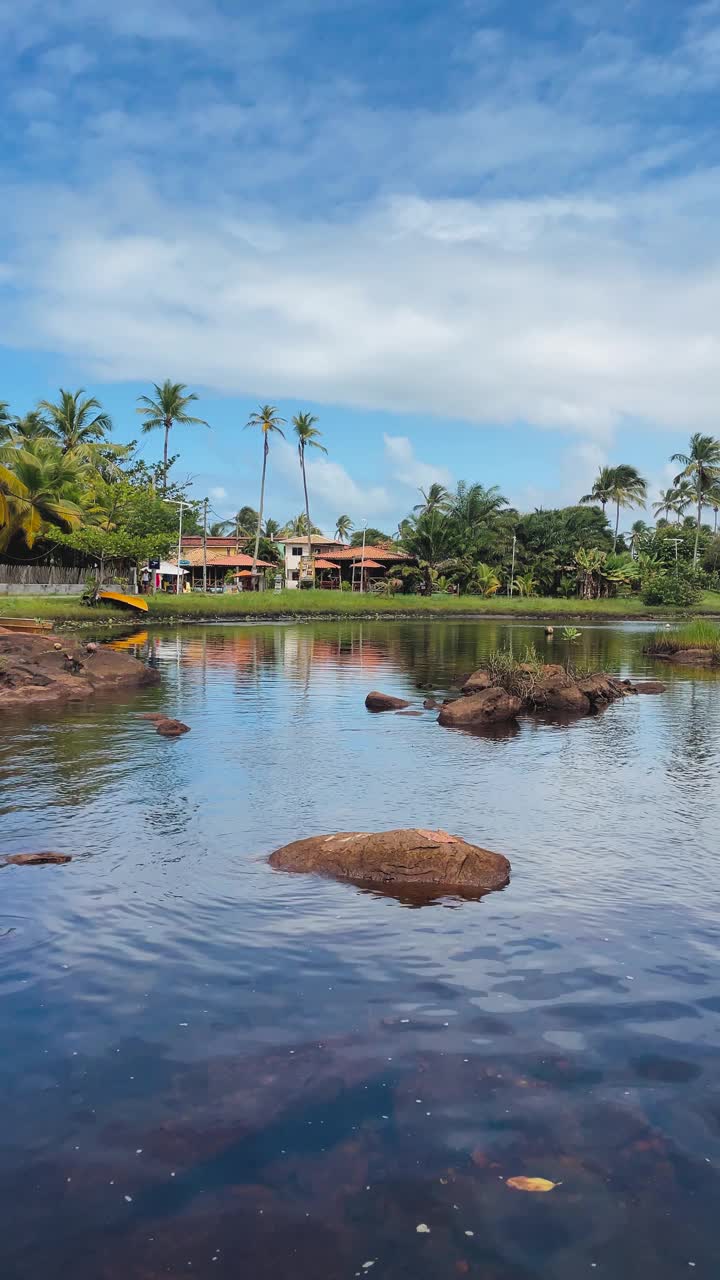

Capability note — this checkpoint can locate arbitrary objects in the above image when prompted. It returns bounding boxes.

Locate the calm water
[1,619,719,1279]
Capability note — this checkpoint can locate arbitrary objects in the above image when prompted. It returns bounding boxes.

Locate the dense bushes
[641,569,705,607]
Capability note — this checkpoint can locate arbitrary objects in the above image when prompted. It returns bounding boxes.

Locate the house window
[291,546,303,556]
[291,570,299,581]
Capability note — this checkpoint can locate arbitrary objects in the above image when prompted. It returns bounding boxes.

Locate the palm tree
[136,380,208,489]
[0,440,84,550]
[672,433,720,564]
[0,401,12,443]
[292,412,327,576]
[263,517,281,540]
[413,482,449,515]
[605,465,647,551]
[209,519,234,536]
[38,389,112,453]
[652,488,677,523]
[580,466,615,515]
[669,481,694,525]
[451,481,508,528]
[335,514,353,542]
[246,405,286,573]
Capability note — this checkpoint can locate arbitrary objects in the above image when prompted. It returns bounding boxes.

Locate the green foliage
[641,567,705,607]
[350,527,392,547]
[649,620,720,655]
[560,626,582,641]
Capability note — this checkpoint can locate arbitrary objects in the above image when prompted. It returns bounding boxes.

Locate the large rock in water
[3,852,72,866]
[0,631,159,709]
[438,687,522,728]
[365,690,411,711]
[461,669,493,694]
[269,829,510,897]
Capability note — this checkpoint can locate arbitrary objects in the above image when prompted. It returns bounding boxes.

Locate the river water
[1,619,719,1279]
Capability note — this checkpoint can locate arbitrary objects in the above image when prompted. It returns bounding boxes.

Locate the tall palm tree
[246,405,286,573]
[335,514,353,542]
[263,517,281,540]
[0,440,84,550]
[292,412,327,574]
[668,480,694,525]
[37,389,112,453]
[451,480,508,528]
[580,466,615,515]
[672,433,720,564]
[9,409,52,443]
[605,465,647,551]
[136,380,208,489]
[413,482,450,515]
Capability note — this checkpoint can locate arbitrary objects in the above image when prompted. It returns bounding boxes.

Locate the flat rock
[438,687,522,728]
[3,852,72,866]
[653,649,716,666]
[634,680,667,694]
[365,690,411,711]
[269,828,510,896]
[0,632,159,709]
[461,669,492,695]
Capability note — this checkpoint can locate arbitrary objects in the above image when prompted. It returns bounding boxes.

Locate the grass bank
[647,619,720,656]
[3,589,720,626]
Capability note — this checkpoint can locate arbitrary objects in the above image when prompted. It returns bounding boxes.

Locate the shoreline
[3,589,720,627]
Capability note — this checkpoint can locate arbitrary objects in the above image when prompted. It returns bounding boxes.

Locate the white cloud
[209,485,227,500]
[273,440,392,524]
[383,435,452,492]
[40,42,95,75]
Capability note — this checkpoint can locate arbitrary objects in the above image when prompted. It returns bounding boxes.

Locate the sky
[2,0,720,534]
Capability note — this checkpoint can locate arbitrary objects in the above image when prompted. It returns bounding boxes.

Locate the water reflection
[1,619,720,1279]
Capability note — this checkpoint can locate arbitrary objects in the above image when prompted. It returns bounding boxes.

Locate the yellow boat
[98,590,149,613]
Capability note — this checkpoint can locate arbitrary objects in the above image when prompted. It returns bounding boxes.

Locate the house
[273,534,346,588]
[170,536,275,591]
[319,544,413,588]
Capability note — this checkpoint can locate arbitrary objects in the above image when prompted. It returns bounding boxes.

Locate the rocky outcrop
[461,669,492,694]
[269,828,510,896]
[0,631,159,709]
[438,687,523,728]
[365,690,411,711]
[3,852,72,866]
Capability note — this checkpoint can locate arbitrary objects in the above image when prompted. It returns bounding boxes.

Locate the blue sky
[2,0,720,533]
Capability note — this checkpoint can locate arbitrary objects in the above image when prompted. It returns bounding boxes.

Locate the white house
[274,535,345,587]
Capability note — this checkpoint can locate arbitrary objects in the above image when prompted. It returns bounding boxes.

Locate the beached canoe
[98,590,149,613]
[0,618,53,633]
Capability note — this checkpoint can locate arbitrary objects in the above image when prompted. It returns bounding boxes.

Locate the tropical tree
[652,489,677,524]
[580,466,615,515]
[335,514,353,542]
[9,410,52,443]
[37,389,112,453]
[0,401,13,442]
[292,412,327,575]
[606,465,647,551]
[136,380,208,489]
[413,482,450,515]
[0,440,84,550]
[515,571,537,597]
[473,562,502,596]
[672,433,720,564]
[245,405,286,573]
[263,517,281,540]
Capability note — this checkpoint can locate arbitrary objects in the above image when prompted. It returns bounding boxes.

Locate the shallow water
[1,619,719,1279]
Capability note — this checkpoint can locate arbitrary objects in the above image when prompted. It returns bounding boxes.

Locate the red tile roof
[320,544,411,563]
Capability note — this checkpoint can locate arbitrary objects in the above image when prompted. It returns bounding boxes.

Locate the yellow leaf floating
[506,1176,557,1193]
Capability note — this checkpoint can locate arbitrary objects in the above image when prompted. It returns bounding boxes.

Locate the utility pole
[508,533,517,597]
[164,498,189,595]
[202,497,208,594]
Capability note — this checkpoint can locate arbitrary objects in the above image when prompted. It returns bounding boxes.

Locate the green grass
[648,618,720,655]
[3,589,720,626]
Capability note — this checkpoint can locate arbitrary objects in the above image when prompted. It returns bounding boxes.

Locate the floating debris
[506,1176,557,1193]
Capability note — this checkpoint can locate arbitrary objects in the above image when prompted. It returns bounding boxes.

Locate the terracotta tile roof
[319,544,411,563]
[353,558,385,569]
[273,535,345,547]
[314,558,341,570]
[178,550,273,569]
[181,536,250,548]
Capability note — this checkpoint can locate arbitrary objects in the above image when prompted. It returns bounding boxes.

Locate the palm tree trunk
[694,484,702,566]
[162,418,171,492]
[613,501,620,552]
[253,437,268,576]
[300,445,313,582]
[715,508,718,535]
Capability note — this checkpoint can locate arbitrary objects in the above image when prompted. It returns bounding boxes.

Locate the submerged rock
[438,687,522,728]
[634,681,667,694]
[3,852,72,866]
[136,712,170,722]
[155,718,191,737]
[365,690,411,711]
[652,649,716,666]
[269,828,510,896]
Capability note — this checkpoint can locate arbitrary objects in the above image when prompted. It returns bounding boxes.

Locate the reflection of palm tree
[245,405,286,573]
[672,433,720,564]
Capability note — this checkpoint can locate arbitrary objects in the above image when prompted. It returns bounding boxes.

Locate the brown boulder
[461,669,492,694]
[655,649,715,666]
[156,718,191,737]
[530,682,591,714]
[438,687,522,728]
[269,828,510,896]
[0,631,159,709]
[576,674,628,706]
[365,690,411,711]
[634,681,667,694]
[423,696,441,710]
[3,852,72,866]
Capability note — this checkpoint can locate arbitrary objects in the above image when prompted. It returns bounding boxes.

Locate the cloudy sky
[1,0,719,531]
